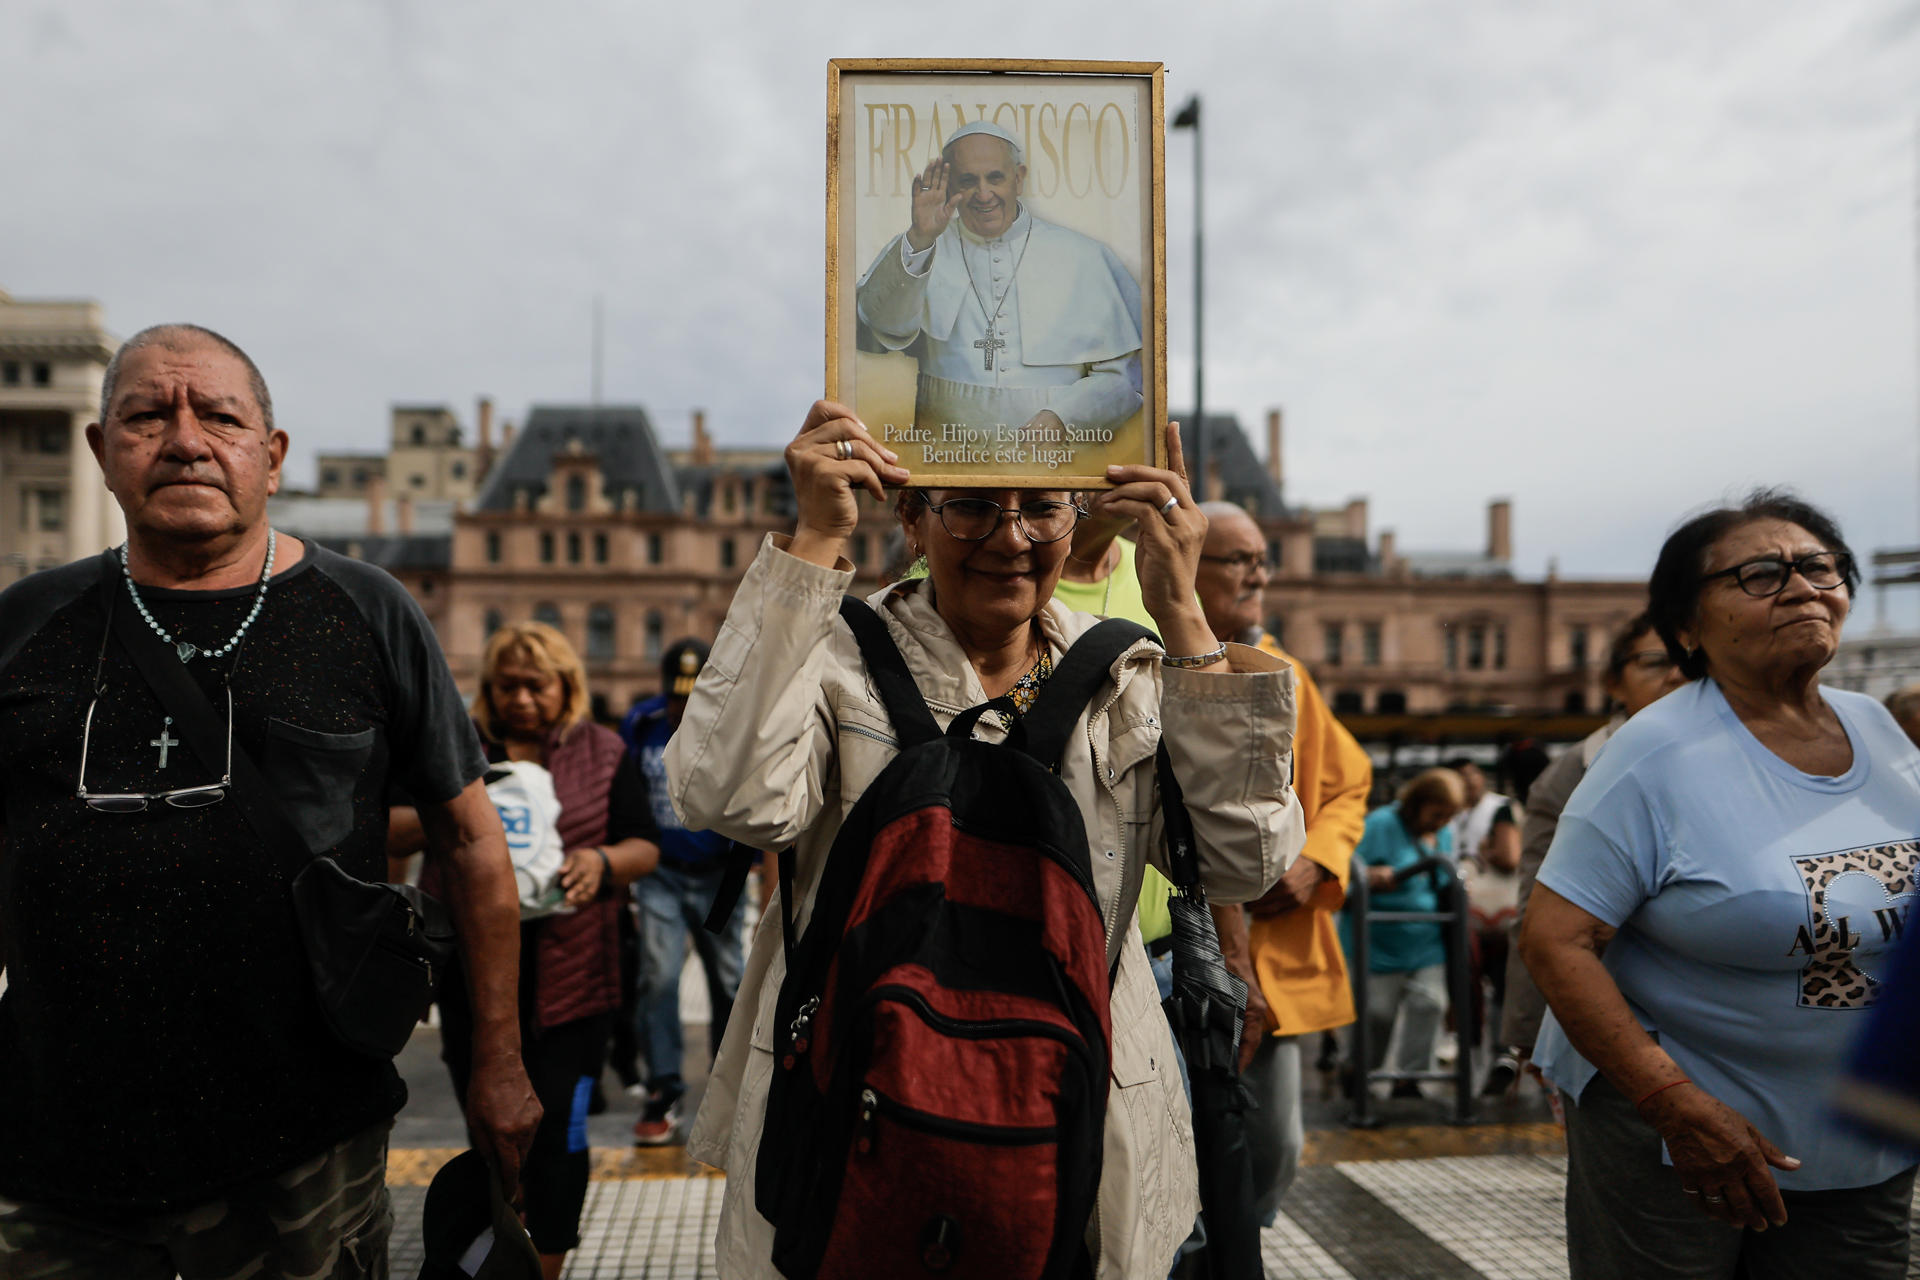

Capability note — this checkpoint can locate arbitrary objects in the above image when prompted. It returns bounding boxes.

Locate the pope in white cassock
[855,119,1144,437]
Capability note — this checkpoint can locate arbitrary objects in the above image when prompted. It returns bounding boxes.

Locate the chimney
[1488,498,1513,562]
[692,410,714,466]
[1266,409,1283,486]
[477,397,494,451]
[365,472,387,535]
[1378,528,1396,573]
[395,492,414,535]
[501,419,516,449]
[1205,460,1222,502]
[1345,497,1368,540]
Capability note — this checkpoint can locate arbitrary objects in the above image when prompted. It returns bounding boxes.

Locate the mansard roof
[473,405,680,513]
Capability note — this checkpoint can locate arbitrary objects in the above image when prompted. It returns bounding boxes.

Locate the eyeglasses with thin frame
[1699,551,1853,599]
[923,495,1085,544]
[1199,550,1277,574]
[75,681,232,812]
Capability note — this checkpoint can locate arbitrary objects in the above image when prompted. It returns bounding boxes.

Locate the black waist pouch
[291,856,458,1057]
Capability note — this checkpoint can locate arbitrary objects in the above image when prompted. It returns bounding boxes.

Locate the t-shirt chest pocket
[262,718,376,853]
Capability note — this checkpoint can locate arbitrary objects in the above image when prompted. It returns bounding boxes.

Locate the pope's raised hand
[785,400,911,567]
[906,158,963,252]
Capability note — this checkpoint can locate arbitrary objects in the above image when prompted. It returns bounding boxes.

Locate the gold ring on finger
[837,439,855,461]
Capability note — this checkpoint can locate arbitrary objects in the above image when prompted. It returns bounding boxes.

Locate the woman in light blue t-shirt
[1522,491,1919,1280]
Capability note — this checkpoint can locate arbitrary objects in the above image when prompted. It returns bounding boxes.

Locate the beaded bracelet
[1161,643,1228,670]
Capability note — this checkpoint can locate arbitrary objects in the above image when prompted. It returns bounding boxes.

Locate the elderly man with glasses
[1194,500,1374,1227]
[0,325,538,1280]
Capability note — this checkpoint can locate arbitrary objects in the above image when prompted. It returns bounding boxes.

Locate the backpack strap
[837,596,941,749]
[702,841,761,935]
[1020,618,1155,773]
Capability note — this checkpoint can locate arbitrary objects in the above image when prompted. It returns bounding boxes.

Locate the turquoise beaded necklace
[120,529,276,663]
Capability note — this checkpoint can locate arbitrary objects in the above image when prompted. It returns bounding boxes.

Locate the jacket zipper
[840,722,899,749]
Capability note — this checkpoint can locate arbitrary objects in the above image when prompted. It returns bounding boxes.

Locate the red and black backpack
[753,596,1151,1280]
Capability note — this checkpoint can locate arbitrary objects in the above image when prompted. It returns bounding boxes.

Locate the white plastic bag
[484,760,568,919]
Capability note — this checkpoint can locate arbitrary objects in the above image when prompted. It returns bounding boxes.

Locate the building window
[645,610,664,661]
[1331,690,1364,714]
[411,425,426,445]
[35,489,65,532]
[485,531,501,564]
[1266,616,1286,650]
[647,533,663,565]
[31,363,50,387]
[1467,625,1486,670]
[409,473,426,489]
[1494,626,1508,670]
[1377,689,1408,714]
[1569,625,1590,669]
[322,467,341,488]
[1267,539,1282,571]
[351,468,368,487]
[451,460,466,480]
[539,531,554,564]
[593,532,608,565]
[0,362,17,385]
[1361,621,1382,667]
[567,532,582,564]
[1322,622,1343,668]
[1443,626,1459,670]
[39,425,65,453]
[566,474,587,513]
[587,605,616,663]
[720,537,737,570]
[1565,689,1588,714]
[534,602,561,629]
[852,533,870,565]
[483,608,504,637]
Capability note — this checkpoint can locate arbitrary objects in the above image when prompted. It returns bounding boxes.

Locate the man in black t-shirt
[0,324,539,1278]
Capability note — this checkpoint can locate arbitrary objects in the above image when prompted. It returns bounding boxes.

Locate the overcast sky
[5,1,1918,616]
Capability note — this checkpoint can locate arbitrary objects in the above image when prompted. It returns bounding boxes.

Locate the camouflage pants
[0,1122,392,1280]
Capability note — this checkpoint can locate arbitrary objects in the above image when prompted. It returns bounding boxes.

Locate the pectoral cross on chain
[152,717,179,770]
[973,326,1006,372]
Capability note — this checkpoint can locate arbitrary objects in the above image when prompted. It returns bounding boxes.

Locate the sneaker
[632,1092,685,1146]
[1481,1053,1521,1098]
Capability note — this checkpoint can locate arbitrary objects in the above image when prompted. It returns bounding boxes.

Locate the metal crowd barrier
[1346,867,1476,1128]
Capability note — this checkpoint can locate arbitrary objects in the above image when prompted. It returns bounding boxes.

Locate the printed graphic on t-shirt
[1789,840,1918,1009]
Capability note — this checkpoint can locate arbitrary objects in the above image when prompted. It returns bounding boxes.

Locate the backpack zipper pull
[857,1088,878,1154]
[783,995,821,1069]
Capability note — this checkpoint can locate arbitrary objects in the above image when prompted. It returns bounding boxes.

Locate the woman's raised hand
[786,400,911,567]
[1092,422,1219,662]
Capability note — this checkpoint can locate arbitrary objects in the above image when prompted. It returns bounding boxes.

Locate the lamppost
[1171,95,1204,495]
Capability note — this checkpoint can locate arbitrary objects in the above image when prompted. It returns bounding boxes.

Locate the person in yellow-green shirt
[1196,502,1373,1225]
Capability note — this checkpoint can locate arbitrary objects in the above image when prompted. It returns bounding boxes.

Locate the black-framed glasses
[924,495,1085,544]
[1699,551,1853,599]
[75,681,233,813]
[1199,551,1276,573]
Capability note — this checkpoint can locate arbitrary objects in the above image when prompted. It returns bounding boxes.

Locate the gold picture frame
[827,58,1167,490]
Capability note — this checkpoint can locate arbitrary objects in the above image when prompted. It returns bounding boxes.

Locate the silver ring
[1682,1188,1701,1197]
[1703,1195,1726,1205]
[1159,495,1180,517]
[836,439,854,460]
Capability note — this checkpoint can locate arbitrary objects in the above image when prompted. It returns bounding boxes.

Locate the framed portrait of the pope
[827,59,1166,489]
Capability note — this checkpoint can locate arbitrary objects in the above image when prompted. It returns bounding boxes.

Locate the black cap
[662,637,710,699]
[419,1150,542,1280]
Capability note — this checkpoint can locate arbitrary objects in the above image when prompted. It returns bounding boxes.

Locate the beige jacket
[666,538,1304,1278]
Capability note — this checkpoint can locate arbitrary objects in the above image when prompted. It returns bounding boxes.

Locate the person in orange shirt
[1198,503,1373,1224]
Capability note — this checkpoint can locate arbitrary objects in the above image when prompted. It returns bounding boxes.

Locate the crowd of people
[0,319,1916,1280]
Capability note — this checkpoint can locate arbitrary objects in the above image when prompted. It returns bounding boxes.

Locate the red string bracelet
[1636,1078,1691,1108]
